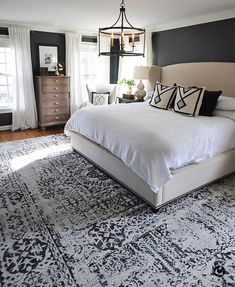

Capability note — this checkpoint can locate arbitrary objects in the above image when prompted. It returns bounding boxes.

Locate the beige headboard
[148,62,235,98]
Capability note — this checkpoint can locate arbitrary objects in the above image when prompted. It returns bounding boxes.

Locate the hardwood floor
[0,126,64,143]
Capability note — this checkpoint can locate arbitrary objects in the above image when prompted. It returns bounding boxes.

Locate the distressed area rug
[0,134,234,287]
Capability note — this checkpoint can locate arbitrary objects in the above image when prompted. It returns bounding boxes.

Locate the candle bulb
[111,33,114,47]
[121,31,125,51]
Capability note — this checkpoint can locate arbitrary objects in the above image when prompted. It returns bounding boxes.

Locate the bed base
[71,131,235,209]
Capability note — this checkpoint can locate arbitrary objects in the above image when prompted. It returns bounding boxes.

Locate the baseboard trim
[0,125,12,131]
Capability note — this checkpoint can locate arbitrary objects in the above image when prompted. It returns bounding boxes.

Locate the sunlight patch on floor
[10,143,70,171]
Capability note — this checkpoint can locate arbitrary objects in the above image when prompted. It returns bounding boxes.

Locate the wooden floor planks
[0,126,64,143]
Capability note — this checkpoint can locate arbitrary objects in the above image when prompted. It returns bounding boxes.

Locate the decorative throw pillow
[173,85,205,117]
[92,92,110,105]
[149,82,177,110]
[199,90,222,116]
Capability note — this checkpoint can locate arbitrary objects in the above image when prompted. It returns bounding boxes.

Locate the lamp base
[135,90,146,100]
[135,80,146,100]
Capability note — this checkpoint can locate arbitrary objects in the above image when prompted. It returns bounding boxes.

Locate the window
[118,39,146,97]
[80,40,99,100]
[0,36,13,109]
[119,38,146,80]
[80,35,110,100]
[81,41,98,84]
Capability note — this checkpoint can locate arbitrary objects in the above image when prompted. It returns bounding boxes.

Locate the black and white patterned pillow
[92,92,110,105]
[149,82,177,110]
[173,86,205,117]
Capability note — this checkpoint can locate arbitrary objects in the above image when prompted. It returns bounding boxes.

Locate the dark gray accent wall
[152,18,235,67]
[0,113,12,126]
[30,31,66,77]
[110,39,120,84]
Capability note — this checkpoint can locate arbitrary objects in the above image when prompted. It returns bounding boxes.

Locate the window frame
[0,35,13,111]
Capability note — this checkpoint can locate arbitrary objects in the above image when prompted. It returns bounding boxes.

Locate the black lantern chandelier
[99,0,145,57]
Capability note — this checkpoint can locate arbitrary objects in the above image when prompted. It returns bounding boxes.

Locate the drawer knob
[55,102,59,105]
[56,116,60,120]
[54,80,58,82]
[55,87,58,90]
[54,94,58,97]
[55,109,59,112]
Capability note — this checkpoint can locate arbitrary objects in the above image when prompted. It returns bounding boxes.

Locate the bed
[66,62,235,209]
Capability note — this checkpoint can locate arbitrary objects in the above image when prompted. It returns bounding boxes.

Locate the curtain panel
[66,32,83,113]
[9,26,37,130]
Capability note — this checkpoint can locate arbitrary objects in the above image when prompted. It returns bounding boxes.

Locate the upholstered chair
[86,83,117,105]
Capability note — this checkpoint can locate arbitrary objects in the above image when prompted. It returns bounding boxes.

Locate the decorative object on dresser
[54,62,64,76]
[35,76,70,130]
[133,66,149,100]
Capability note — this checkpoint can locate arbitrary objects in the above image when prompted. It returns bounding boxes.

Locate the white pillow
[213,110,235,121]
[215,96,235,111]
[144,90,154,101]
[92,92,109,105]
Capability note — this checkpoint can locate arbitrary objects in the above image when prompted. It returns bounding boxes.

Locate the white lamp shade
[133,66,149,79]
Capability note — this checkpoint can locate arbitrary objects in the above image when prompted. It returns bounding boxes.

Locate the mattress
[65,102,235,193]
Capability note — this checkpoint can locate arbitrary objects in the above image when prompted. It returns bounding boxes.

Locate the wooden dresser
[35,76,70,130]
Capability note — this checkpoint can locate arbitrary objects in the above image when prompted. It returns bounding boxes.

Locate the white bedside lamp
[133,66,149,100]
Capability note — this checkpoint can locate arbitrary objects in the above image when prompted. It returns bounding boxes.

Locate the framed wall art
[39,45,58,71]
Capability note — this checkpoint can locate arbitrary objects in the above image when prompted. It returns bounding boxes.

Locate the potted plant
[118,78,135,95]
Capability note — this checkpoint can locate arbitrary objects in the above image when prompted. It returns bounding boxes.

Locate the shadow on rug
[0,134,234,286]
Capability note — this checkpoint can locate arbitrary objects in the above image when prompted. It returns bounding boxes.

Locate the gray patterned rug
[0,134,234,287]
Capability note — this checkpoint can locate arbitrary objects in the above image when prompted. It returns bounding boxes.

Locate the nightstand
[117,97,144,104]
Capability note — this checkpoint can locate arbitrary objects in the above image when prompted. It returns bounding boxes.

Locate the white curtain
[9,26,37,131]
[145,29,153,66]
[66,32,83,114]
[145,29,153,92]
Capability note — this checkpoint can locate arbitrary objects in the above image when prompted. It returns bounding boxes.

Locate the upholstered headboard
[148,62,235,98]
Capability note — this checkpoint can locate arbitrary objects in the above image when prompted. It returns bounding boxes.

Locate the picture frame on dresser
[39,45,58,72]
[35,76,70,130]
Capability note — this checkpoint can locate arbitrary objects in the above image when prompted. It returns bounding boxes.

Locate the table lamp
[133,66,149,100]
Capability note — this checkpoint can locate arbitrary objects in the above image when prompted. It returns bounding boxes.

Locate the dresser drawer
[42,85,70,93]
[42,77,69,86]
[42,107,70,116]
[41,99,70,108]
[41,93,70,100]
[42,114,70,123]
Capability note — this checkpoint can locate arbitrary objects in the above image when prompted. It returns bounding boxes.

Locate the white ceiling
[0,0,235,32]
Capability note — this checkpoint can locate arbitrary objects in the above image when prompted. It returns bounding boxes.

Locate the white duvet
[65,102,235,193]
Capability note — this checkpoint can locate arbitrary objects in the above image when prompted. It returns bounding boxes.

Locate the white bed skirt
[71,131,235,209]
